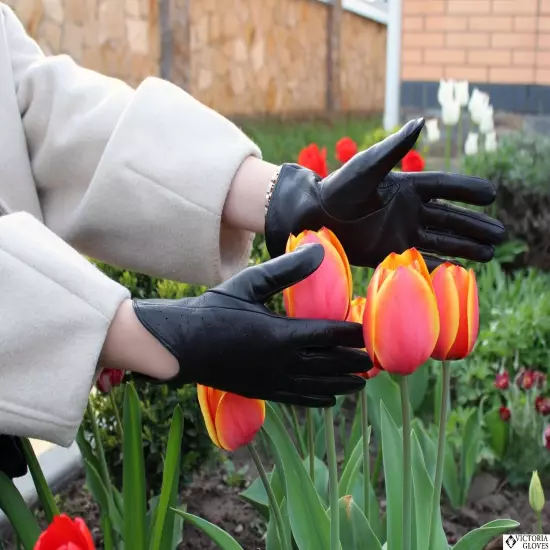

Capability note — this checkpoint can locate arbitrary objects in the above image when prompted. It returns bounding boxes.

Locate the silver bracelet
[264,168,280,215]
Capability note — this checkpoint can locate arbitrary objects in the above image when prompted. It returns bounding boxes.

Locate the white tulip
[464,132,479,156]
[438,79,455,107]
[468,88,490,124]
[425,118,441,143]
[479,105,494,134]
[454,80,470,107]
[442,99,461,126]
[485,131,498,152]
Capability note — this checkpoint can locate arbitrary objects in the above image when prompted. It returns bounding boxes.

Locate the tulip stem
[109,388,124,441]
[290,406,307,459]
[371,443,382,489]
[428,361,451,550]
[360,388,370,519]
[307,409,315,482]
[325,407,340,550]
[457,111,463,163]
[445,126,452,172]
[537,511,542,534]
[248,443,290,550]
[398,376,412,550]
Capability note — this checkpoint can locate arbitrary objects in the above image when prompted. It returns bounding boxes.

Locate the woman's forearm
[223,156,279,234]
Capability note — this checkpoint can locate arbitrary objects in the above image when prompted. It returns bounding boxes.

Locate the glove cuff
[264,163,323,258]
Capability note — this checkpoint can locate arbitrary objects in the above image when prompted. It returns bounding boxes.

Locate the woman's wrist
[99,299,179,380]
[223,156,279,234]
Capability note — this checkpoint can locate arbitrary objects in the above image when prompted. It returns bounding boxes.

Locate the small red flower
[297,144,328,178]
[544,425,550,450]
[35,514,95,550]
[96,368,125,393]
[536,396,550,416]
[495,371,509,390]
[499,406,511,421]
[335,137,358,163]
[401,150,425,172]
[521,370,535,390]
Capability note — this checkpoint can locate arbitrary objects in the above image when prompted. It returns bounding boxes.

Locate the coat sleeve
[0,211,130,446]
[4,3,261,286]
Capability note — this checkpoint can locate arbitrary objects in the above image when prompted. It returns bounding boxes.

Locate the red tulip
[499,406,511,422]
[363,248,440,376]
[430,263,479,361]
[96,368,125,393]
[34,515,95,550]
[197,385,265,451]
[401,150,425,172]
[335,137,358,163]
[534,371,547,389]
[284,228,352,321]
[298,144,328,178]
[536,396,550,416]
[494,371,509,390]
[517,369,535,390]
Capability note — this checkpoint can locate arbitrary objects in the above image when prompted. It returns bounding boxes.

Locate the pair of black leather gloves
[2,119,505,479]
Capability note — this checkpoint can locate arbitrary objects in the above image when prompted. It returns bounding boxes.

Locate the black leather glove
[0,435,28,479]
[133,245,370,407]
[265,118,506,271]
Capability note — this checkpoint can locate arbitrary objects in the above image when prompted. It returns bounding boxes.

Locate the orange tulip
[197,385,265,451]
[430,263,479,361]
[363,248,440,376]
[346,297,381,380]
[284,227,352,321]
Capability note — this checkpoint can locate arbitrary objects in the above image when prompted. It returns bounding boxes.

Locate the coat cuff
[67,77,261,286]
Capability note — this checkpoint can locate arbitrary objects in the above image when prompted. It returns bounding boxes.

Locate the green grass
[237,115,381,168]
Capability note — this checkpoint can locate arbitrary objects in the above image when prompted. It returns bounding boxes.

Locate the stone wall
[5,0,159,87]
[5,0,386,116]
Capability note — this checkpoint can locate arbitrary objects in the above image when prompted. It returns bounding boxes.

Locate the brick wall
[401,0,550,86]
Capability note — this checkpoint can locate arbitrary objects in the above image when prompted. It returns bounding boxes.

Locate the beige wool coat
[0,3,261,447]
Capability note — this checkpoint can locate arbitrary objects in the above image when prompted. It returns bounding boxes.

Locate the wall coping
[316,0,389,25]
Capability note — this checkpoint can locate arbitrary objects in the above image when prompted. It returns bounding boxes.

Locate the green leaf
[443,440,462,509]
[344,402,362,469]
[171,505,185,549]
[123,383,147,550]
[264,403,330,550]
[339,496,382,550]
[411,419,437,481]
[112,487,124,519]
[485,407,509,460]
[410,433,447,550]
[76,426,102,483]
[367,373,402,441]
[172,509,244,550]
[408,367,430,413]
[0,472,41,550]
[380,402,403,550]
[349,474,383,543]
[266,497,291,550]
[240,474,270,519]
[303,455,329,506]
[339,434,367,498]
[460,406,483,504]
[102,515,115,550]
[150,405,184,550]
[314,422,326,460]
[452,519,519,550]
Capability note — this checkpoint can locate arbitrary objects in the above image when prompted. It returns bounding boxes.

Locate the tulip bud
[485,131,498,152]
[454,80,470,107]
[431,263,479,361]
[363,248,440,376]
[437,79,455,107]
[197,385,265,451]
[442,99,461,126]
[284,228,352,321]
[536,396,550,416]
[335,137,358,163]
[495,371,509,390]
[464,133,479,156]
[529,471,545,513]
[468,88,490,124]
[96,368,125,393]
[425,118,441,144]
[544,426,550,450]
[499,406,511,421]
[478,106,494,134]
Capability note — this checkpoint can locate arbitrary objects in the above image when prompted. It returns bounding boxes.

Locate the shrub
[463,132,550,270]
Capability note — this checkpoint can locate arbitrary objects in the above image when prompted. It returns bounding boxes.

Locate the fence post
[326,0,343,116]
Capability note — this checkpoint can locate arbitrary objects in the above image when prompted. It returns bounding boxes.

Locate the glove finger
[421,201,506,245]
[321,119,424,217]
[287,318,365,349]
[268,392,336,408]
[421,252,464,273]
[420,230,494,263]
[0,435,28,479]
[295,346,372,375]
[292,374,366,396]
[216,243,325,303]
[414,172,496,206]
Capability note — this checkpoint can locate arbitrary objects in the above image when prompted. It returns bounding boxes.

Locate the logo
[505,535,517,548]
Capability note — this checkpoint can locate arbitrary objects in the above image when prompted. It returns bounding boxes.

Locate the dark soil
[2,455,550,550]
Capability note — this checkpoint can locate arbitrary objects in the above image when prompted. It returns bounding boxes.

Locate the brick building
[400,0,550,114]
